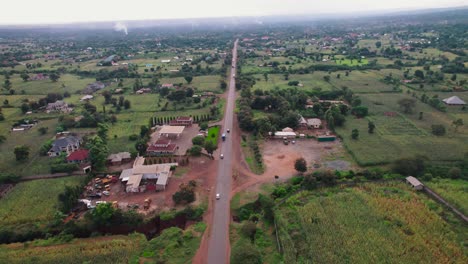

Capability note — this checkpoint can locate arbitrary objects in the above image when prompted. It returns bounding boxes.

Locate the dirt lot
[150,124,201,155]
[99,156,216,214]
[262,138,350,176]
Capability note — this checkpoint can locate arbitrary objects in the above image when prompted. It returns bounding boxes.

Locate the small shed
[406,176,424,191]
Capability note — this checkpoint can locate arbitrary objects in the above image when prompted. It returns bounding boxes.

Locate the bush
[431,124,446,136]
[294,158,307,173]
[448,167,462,179]
[50,163,79,174]
[128,134,138,141]
[393,156,426,176]
[192,136,205,146]
[241,221,257,242]
[231,242,263,264]
[0,173,20,184]
[189,145,202,156]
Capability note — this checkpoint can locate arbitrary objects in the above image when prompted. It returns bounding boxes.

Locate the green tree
[241,221,257,242]
[20,103,30,114]
[368,121,375,134]
[263,73,268,82]
[184,76,193,84]
[351,129,359,140]
[414,70,424,79]
[87,136,108,170]
[431,124,446,136]
[189,145,202,156]
[323,75,331,82]
[452,118,463,132]
[3,79,11,90]
[192,136,205,146]
[91,203,116,227]
[294,158,307,173]
[97,123,109,143]
[0,135,6,144]
[135,139,147,156]
[38,127,48,135]
[20,72,30,82]
[451,74,457,81]
[49,72,60,82]
[375,41,382,48]
[140,125,149,138]
[14,145,30,161]
[231,242,262,264]
[397,98,416,114]
[204,140,218,157]
[124,99,131,109]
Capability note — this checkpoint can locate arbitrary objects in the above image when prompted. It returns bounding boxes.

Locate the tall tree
[204,141,217,158]
[20,73,30,82]
[184,76,193,84]
[49,72,60,82]
[14,145,30,161]
[294,158,307,173]
[86,136,108,170]
[368,121,375,134]
[397,98,416,114]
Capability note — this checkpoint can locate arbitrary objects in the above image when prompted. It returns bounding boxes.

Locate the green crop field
[335,93,468,165]
[329,70,396,93]
[0,233,146,264]
[426,179,468,215]
[0,176,84,226]
[251,73,335,91]
[335,58,369,66]
[0,74,96,95]
[139,223,206,264]
[275,182,468,264]
[160,75,223,93]
[0,119,60,176]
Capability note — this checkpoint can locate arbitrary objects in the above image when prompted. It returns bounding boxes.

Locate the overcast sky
[1,0,466,25]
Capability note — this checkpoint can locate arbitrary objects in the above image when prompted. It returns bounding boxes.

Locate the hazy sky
[1,0,466,25]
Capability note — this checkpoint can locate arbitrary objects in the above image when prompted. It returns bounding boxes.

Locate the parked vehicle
[102,191,110,196]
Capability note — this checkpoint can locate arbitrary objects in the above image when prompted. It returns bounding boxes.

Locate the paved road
[207,39,238,264]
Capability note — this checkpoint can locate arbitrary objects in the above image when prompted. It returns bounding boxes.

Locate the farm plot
[426,179,468,215]
[160,75,223,93]
[0,176,83,226]
[275,182,468,264]
[328,70,396,93]
[367,114,426,136]
[334,58,369,66]
[0,234,146,264]
[251,73,335,91]
[3,74,96,95]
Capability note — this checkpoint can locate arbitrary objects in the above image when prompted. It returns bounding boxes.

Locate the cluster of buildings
[47,132,89,164]
[119,157,177,192]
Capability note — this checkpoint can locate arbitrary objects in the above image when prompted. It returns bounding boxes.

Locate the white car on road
[216,193,220,200]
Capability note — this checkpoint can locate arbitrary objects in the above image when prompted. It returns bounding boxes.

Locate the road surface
[207,39,238,264]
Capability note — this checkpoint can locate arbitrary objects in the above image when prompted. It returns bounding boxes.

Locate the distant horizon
[0,0,466,26]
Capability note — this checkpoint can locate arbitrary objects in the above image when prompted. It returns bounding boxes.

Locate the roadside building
[406,176,424,191]
[48,135,82,157]
[147,138,178,156]
[66,149,89,164]
[119,157,177,192]
[442,96,466,106]
[158,125,185,138]
[169,116,193,126]
[107,152,132,166]
[307,118,322,129]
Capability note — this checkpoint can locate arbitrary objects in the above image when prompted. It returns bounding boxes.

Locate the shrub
[431,125,446,136]
[128,134,138,141]
[448,167,461,179]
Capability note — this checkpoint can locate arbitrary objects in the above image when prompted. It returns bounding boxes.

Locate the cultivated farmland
[426,179,468,215]
[0,176,83,226]
[275,182,468,264]
[0,233,146,264]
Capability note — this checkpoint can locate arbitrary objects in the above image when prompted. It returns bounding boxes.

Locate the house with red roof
[147,139,178,156]
[169,116,193,126]
[66,149,89,164]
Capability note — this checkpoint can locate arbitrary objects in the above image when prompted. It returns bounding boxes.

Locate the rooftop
[159,125,185,135]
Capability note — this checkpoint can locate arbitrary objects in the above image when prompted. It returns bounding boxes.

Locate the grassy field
[335,58,369,66]
[426,179,468,215]
[0,176,84,226]
[160,75,223,93]
[335,93,468,165]
[329,70,396,93]
[0,233,146,264]
[139,223,206,264]
[0,74,96,95]
[251,73,335,91]
[0,118,60,175]
[275,182,468,263]
[206,125,220,146]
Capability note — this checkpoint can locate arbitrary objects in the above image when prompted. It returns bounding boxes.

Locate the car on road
[216,193,220,200]
[220,154,224,159]
[226,129,230,133]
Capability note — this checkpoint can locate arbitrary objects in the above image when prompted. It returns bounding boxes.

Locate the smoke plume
[114,22,128,35]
